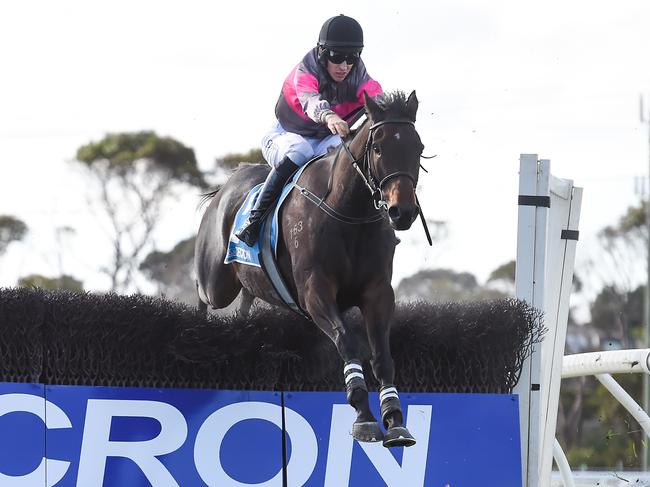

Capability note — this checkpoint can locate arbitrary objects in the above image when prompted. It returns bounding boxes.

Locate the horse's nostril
[388,206,401,220]
[410,206,420,222]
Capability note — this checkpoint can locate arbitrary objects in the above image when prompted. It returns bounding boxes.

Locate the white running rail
[553,349,650,487]
[562,349,650,378]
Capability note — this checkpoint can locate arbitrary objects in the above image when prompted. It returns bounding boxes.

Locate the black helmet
[317,14,363,53]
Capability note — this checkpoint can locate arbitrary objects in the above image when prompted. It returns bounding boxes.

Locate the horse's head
[362,90,424,231]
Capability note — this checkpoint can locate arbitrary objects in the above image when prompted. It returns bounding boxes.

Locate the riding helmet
[317,14,363,53]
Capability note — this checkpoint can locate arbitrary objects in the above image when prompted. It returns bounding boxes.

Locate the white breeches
[261,120,342,168]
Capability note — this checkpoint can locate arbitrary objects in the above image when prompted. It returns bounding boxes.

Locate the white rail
[553,439,575,487]
[562,349,650,378]
[554,349,650,487]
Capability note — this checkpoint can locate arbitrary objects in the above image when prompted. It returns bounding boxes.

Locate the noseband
[342,119,418,210]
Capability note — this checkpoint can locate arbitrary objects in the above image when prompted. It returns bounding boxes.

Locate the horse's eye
[372,144,381,155]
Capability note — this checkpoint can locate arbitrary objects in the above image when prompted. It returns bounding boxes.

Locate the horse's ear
[363,91,382,120]
[406,90,418,121]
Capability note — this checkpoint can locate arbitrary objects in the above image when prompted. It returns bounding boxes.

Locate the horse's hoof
[383,427,416,448]
[352,421,384,442]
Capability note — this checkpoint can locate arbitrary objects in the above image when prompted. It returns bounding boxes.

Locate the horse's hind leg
[204,263,243,309]
[196,249,243,311]
[361,283,416,448]
[237,287,255,317]
[304,278,383,443]
[196,281,208,315]
[195,184,247,312]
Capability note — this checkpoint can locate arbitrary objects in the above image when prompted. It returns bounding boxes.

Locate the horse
[195,90,425,448]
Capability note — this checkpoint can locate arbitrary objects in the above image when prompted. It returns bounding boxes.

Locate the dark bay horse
[195,90,424,448]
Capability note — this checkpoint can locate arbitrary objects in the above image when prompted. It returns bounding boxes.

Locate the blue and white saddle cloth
[224,165,308,267]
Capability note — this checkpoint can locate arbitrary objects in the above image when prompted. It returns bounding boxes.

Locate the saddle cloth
[224,164,309,266]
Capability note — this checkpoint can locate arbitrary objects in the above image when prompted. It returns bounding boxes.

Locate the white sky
[1,0,650,296]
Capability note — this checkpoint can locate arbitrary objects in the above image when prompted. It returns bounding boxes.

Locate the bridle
[342,117,433,245]
[341,119,418,211]
[294,116,433,245]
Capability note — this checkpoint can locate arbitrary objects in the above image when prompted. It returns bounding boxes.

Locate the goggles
[326,50,360,65]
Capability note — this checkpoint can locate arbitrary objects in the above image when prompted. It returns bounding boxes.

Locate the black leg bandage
[380,385,403,428]
[344,360,367,401]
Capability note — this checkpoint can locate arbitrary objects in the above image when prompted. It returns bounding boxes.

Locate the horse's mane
[347,90,412,138]
[374,90,411,117]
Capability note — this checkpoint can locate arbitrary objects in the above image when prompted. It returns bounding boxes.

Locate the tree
[487,260,583,298]
[214,148,265,171]
[561,374,644,470]
[0,215,27,255]
[396,268,507,302]
[139,236,196,304]
[18,274,83,292]
[582,200,646,297]
[486,260,516,296]
[74,131,207,292]
[488,260,516,283]
[589,285,644,349]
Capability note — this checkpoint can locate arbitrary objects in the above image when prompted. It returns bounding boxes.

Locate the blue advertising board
[0,383,521,486]
[285,391,522,486]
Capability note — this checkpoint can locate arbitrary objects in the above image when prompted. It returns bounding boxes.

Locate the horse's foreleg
[304,278,383,443]
[361,283,416,448]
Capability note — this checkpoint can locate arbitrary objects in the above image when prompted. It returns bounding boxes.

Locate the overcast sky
[1,0,650,297]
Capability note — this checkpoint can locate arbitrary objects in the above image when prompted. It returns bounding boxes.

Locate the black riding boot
[236,156,299,246]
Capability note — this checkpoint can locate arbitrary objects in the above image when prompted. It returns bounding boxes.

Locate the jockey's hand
[325,113,350,137]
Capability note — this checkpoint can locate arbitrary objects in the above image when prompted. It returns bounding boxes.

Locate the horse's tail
[197,186,222,211]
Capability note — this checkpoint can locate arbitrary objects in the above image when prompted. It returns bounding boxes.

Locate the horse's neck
[328,124,376,216]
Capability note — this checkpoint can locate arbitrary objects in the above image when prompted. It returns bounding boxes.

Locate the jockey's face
[326,59,353,83]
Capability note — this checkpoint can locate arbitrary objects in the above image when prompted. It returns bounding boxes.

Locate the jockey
[236,14,383,246]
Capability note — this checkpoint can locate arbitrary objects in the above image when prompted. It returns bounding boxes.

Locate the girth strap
[258,210,311,319]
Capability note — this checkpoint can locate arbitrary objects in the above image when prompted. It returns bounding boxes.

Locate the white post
[538,176,582,484]
[514,154,550,487]
[514,154,583,487]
